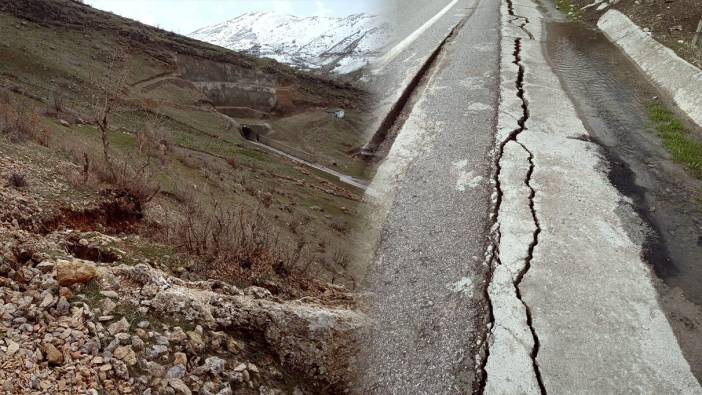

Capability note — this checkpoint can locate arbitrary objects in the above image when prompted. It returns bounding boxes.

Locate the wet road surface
[546,20,702,381]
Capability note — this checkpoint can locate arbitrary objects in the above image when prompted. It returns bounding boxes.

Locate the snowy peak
[189,12,390,74]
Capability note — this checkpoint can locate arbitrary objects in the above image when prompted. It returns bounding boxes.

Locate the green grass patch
[648,104,702,178]
[554,0,580,19]
[76,279,106,305]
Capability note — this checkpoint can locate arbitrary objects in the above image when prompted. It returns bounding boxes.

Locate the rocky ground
[0,147,367,394]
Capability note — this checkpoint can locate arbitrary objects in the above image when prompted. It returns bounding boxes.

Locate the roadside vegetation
[554,0,581,20]
[648,103,702,178]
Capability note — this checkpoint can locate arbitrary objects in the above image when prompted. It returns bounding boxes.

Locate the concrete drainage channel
[546,19,702,381]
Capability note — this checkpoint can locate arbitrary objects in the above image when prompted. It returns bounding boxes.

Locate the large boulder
[55,259,97,286]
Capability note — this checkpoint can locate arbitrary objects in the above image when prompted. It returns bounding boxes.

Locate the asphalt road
[362,0,481,146]
[356,0,500,392]
[380,0,459,48]
[356,0,702,392]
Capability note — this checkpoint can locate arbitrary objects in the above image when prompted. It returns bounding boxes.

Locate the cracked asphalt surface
[357,0,702,393]
[356,0,500,392]
[487,0,701,392]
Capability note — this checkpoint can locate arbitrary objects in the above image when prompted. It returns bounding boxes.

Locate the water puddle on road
[545,21,702,379]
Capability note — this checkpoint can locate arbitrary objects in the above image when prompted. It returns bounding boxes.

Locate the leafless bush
[162,199,285,272]
[332,249,350,270]
[35,127,51,147]
[136,117,170,165]
[69,51,160,204]
[260,191,273,208]
[0,95,42,143]
[105,160,160,204]
[58,136,159,204]
[51,89,65,113]
[7,173,27,188]
[330,220,348,234]
[91,51,130,181]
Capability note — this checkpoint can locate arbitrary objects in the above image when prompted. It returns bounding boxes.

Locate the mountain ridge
[189,11,390,74]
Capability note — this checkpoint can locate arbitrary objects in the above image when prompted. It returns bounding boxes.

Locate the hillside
[0,0,370,393]
[190,12,390,74]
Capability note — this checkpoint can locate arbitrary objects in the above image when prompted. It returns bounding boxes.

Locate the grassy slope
[0,0,366,287]
[648,104,702,178]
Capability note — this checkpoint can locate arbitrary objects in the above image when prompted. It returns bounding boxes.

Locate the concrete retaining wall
[598,10,702,128]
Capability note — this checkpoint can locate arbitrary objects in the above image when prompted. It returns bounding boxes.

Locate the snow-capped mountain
[189,12,390,74]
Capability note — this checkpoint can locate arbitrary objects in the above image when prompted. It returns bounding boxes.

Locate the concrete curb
[598,10,702,129]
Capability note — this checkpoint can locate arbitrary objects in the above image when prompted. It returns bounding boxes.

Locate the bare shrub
[91,51,130,181]
[260,191,273,208]
[104,160,160,204]
[141,97,159,112]
[0,95,42,143]
[51,88,65,113]
[164,200,282,271]
[76,52,160,204]
[177,153,203,170]
[330,220,348,234]
[57,136,159,204]
[332,249,350,270]
[35,127,51,147]
[7,173,27,188]
[136,118,170,165]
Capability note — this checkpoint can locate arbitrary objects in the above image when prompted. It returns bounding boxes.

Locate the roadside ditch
[545,19,702,382]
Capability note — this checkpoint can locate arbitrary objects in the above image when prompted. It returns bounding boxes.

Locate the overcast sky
[84,0,383,35]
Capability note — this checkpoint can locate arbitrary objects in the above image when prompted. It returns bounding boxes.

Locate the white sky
[85,0,383,35]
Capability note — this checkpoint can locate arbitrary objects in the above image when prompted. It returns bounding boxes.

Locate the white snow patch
[190,11,391,74]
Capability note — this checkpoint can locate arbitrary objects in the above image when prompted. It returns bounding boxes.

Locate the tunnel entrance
[240,125,259,142]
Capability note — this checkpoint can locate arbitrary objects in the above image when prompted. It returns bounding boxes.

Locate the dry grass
[163,199,280,265]
[158,196,312,288]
